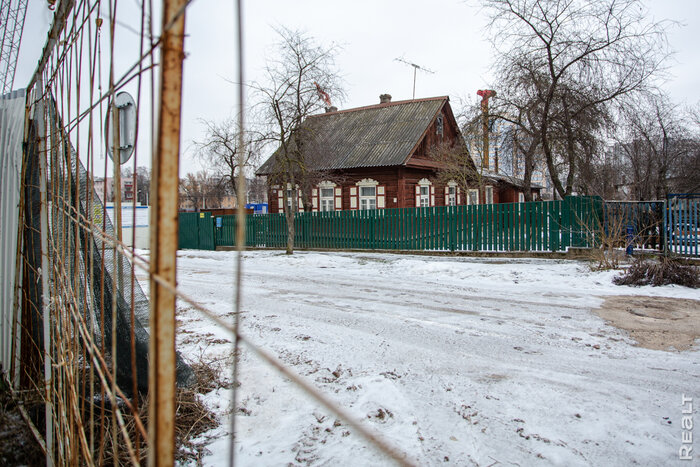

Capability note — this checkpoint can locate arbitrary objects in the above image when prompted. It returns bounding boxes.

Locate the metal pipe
[36,77,55,467]
[148,0,187,464]
[230,0,245,464]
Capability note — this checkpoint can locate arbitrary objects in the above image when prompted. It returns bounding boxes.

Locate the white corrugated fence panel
[0,89,27,377]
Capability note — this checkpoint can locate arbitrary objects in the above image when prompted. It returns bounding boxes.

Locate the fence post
[34,78,55,467]
[149,0,187,463]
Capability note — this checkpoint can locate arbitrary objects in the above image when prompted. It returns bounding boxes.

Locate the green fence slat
[486,203,491,250]
[538,201,543,250]
[531,201,537,251]
[411,207,415,251]
[491,204,495,250]
[507,203,511,251]
[429,207,434,250]
[489,203,494,250]
[498,204,504,251]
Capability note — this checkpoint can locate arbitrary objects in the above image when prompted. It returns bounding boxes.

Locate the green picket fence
[182,197,600,252]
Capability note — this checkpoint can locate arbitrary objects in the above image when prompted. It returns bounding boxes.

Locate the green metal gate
[178,212,215,250]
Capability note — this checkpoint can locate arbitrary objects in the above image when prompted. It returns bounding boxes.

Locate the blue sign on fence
[216,217,222,228]
[626,225,634,255]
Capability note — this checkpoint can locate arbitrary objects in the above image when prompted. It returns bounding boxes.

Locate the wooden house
[256,95,540,214]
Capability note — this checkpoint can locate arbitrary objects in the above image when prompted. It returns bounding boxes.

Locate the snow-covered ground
[169,250,699,466]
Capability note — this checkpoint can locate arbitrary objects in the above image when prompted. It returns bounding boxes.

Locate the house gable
[403,100,469,171]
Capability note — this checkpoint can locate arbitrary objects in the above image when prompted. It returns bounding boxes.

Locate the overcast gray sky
[17,0,700,176]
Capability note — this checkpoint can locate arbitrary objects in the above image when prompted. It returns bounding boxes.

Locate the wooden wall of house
[265,175,545,213]
[338,168,399,210]
[497,185,515,204]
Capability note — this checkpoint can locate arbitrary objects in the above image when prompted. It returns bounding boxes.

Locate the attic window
[436,115,444,136]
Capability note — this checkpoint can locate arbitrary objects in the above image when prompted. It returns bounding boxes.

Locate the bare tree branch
[485,0,672,198]
[252,27,345,254]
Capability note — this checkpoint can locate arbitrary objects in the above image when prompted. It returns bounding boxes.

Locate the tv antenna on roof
[395,56,435,100]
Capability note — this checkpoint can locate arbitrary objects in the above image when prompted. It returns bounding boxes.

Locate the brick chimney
[325,106,338,113]
[379,94,392,104]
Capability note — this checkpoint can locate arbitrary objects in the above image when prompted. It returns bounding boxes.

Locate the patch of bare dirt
[594,296,700,351]
[0,380,45,466]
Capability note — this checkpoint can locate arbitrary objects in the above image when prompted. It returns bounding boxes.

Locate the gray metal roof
[483,171,544,190]
[257,97,447,175]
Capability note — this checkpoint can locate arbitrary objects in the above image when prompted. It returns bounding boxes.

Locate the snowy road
[171,250,700,466]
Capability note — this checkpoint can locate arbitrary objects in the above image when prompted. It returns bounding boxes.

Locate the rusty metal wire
[17,0,155,464]
[14,0,419,465]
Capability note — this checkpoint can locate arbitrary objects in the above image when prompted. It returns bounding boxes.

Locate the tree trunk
[520,137,538,202]
[285,209,295,255]
[283,184,296,254]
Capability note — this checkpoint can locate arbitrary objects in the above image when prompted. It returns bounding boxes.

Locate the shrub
[613,257,700,288]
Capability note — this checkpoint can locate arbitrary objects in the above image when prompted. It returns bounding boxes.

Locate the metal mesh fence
[15,0,167,462]
[9,0,418,465]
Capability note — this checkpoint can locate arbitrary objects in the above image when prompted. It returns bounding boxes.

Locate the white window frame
[419,185,430,207]
[320,188,334,211]
[284,183,302,211]
[417,178,432,208]
[286,188,293,211]
[518,192,525,203]
[485,185,494,204]
[357,178,379,210]
[318,181,336,212]
[447,182,457,206]
[360,186,376,210]
[468,189,479,205]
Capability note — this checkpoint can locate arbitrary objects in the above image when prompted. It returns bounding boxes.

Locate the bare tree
[253,27,345,254]
[179,170,227,211]
[615,94,700,199]
[180,172,203,211]
[291,117,347,213]
[488,86,544,201]
[135,166,150,205]
[431,109,486,196]
[485,0,671,199]
[431,140,480,197]
[196,118,263,205]
[246,176,268,204]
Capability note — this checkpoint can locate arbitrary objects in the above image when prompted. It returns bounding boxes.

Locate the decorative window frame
[313,181,337,212]
[277,183,303,212]
[351,178,384,210]
[445,180,460,206]
[415,178,435,208]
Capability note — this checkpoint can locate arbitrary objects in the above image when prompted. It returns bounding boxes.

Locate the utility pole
[395,57,434,99]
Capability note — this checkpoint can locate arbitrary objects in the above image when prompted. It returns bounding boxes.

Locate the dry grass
[67,355,226,465]
[173,360,227,463]
[614,257,700,288]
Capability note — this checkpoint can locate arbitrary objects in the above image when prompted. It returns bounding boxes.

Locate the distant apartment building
[93,177,113,203]
[93,176,140,204]
[470,119,555,200]
[178,189,238,212]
